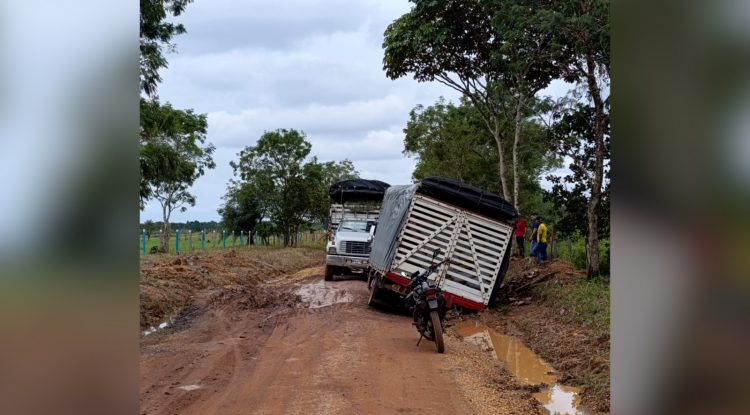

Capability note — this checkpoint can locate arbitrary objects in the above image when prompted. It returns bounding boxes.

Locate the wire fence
[139,229,327,256]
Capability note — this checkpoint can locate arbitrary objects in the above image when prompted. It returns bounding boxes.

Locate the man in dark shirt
[514,216,527,257]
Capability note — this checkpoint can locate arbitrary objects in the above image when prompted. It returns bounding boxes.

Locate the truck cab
[325,219,376,280]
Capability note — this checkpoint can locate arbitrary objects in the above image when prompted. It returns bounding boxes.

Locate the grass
[536,276,610,337]
[552,235,610,276]
[138,232,326,256]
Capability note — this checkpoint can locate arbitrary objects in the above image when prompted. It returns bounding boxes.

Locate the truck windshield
[338,221,370,233]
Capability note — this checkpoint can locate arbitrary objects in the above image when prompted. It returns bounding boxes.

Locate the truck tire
[488,247,512,307]
[430,310,445,353]
[367,277,380,307]
[324,265,334,281]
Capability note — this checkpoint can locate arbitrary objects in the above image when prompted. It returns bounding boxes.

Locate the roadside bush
[556,232,609,276]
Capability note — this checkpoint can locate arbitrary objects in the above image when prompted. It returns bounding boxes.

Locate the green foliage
[384,0,567,208]
[140,98,215,250]
[139,98,215,207]
[555,233,610,275]
[218,182,262,235]
[228,129,358,246]
[536,275,610,336]
[403,96,560,216]
[143,220,157,239]
[140,0,194,96]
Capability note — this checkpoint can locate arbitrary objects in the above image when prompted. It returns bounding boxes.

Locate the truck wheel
[367,277,380,307]
[324,265,334,281]
[488,247,512,307]
[430,310,445,353]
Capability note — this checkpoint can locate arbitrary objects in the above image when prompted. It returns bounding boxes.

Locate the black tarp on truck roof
[328,179,390,204]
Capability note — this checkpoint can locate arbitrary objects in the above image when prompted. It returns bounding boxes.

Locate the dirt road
[140,266,538,415]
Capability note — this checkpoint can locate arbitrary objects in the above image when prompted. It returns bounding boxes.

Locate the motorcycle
[405,249,449,353]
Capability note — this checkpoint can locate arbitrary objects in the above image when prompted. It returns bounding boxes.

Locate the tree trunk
[512,97,524,211]
[491,119,511,201]
[584,54,606,279]
[160,202,170,252]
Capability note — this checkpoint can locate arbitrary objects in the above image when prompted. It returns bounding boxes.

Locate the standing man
[529,214,539,258]
[535,216,549,263]
[514,215,527,257]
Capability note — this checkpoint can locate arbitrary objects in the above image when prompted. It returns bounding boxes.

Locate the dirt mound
[140,248,323,330]
[485,257,610,412]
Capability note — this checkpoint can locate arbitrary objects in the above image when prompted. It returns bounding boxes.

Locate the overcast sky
[140,0,569,223]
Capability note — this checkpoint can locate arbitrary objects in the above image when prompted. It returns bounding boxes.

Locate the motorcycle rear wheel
[430,310,445,353]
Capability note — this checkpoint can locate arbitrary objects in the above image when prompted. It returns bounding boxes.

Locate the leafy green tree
[544,0,610,278]
[403,97,560,218]
[548,100,610,275]
[218,182,263,244]
[143,219,158,240]
[140,98,215,250]
[229,129,359,247]
[383,0,562,209]
[140,0,194,96]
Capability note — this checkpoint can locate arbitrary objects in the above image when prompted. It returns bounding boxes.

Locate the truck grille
[342,241,371,255]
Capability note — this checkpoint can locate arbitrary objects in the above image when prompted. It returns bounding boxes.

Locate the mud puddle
[454,322,588,415]
[294,280,354,309]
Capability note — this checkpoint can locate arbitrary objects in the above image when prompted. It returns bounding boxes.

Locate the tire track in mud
[141,266,539,415]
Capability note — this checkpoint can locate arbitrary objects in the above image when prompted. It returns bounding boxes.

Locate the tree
[546,0,610,278]
[229,129,359,247]
[383,0,561,209]
[141,99,215,251]
[548,100,610,274]
[403,96,560,217]
[140,0,194,96]
[143,220,158,240]
[218,182,263,244]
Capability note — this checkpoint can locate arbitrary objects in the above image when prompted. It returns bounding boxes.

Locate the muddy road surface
[141,266,539,415]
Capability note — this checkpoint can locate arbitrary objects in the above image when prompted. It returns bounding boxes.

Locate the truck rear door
[390,194,513,306]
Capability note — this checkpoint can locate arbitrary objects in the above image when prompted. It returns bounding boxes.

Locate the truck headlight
[327,247,337,255]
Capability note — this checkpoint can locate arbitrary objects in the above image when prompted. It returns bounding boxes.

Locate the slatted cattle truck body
[367,177,518,311]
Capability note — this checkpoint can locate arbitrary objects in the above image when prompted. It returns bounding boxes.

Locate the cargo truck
[324,179,389,281]
[366,177,518,311]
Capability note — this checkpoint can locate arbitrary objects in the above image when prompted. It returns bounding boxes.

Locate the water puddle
[454,322,588,415]
[294,280,354,309]
[178,384,202,391]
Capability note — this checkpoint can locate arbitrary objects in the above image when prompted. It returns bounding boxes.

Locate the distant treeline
[140,220,220,233]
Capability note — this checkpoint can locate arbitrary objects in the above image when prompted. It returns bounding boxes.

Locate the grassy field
[139,231,326,255]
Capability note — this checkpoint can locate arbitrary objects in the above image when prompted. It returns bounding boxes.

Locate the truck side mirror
[369,225,376,236]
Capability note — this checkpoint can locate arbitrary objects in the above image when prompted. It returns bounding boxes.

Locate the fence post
[141,229,146,256]
[175,229,180,254]
[240,230,244,246]
[567,239,573,259]
[188,230,193,253]
[222,230,226,249]
[201,229,205,249]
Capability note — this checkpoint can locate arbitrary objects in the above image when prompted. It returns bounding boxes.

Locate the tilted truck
[366,177,518,311]
[324,179,389,281]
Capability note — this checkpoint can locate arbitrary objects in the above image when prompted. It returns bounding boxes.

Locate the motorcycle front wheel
[430,310,445,353]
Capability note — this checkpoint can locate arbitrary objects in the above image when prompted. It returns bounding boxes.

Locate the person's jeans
[515,236,525,256]
[530,240,537,257]
[535,242,548,262]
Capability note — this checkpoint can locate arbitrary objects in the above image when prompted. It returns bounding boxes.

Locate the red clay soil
[139,248,323,330]
[478,258,611,413]
[140,268,541,415]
